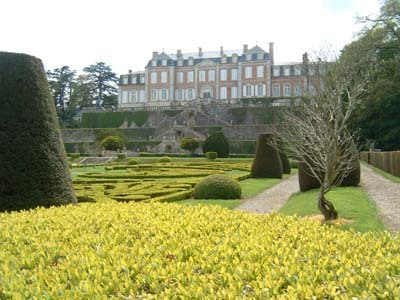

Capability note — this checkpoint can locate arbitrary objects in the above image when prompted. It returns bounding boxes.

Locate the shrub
[206,152,218,160]
[159,156,172,163]
[70,153,81,160]
[127,159,141,165]
[101,136,126,151]
[180,137,199,154]
[279,152,291,174]
[0,51,76,211]
[193,174,241,199]
[251,134,283,178]
[290,159,299,169]
[202,131,229,158]
[117,153,127,160]
[299,161,360,192]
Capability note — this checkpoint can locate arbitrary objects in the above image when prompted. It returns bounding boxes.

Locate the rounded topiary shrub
[0,51,76,211]
[206,152,218,160]
[193,174,241,199]
[117,153,127,160]
[128,159,141,165]
[279,152,291,174]
[251,134,283,178]
[202,131,229,158]
[101,135,125,151]
[159,156,172,163]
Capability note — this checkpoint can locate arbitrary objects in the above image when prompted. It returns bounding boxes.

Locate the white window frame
[131,90,137,102]
[208,70,215,82]
[257,66,264,78]
[246,53,252,61]
[231,86,238,98]
[151,60,157,67]
[273,66,280,77]
[220,69,227,81]
[199,70,205,82]
[122,76,128,84]
[273,84,280,97]
[232,55,238,63]
[294,65,301,76]
[284,83,291,97]
[284,66,291,76]
[294,84,302,96]
[151,72,157,84]
[187,71,194,83]
[220,87,227,99]
[139,90,145,102]
[257,53,263,60]
[231,69,238,80]
[177,72,184,83]
[161,89,168,100]
[246,85,252,97]
[161,71,167,83]
[188,89,193,100]
[162,59,167,66]
[122,91,129,103]
[256,84,263,97]
[245,66,252,79]
[151,89,157,101]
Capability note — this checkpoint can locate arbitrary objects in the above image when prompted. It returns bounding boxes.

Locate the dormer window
[122,76,128,84]
[232,54,238,63]
[188,57,194,66]
[151,60,157,67]
[178,59,183,67]
[258,53,264,60]
[246,53,252,61]
[162,59,167,66]
[221,55,227,63]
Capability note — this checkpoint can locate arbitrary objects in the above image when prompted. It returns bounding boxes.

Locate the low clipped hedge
[206,152,218,160]
[193,174,241,199]
[159,156,172,163]
[128,159,141,165]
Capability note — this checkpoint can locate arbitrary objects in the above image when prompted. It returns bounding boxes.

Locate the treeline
[46,62,118,127]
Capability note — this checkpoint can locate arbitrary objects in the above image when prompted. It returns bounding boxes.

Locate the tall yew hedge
[251,133,283,178]
[0,52,76,211]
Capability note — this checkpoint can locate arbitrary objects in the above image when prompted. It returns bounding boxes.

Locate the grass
[279,186,385,233]
[362,162,400,183]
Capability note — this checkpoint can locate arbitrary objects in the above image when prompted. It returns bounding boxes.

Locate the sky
[1,0,381,76]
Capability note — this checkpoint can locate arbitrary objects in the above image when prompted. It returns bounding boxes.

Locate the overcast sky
[1,0,380,76]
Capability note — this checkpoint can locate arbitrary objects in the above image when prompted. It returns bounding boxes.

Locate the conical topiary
[279,151,291,174]
[251,133,282,178]
[0,51,76,211]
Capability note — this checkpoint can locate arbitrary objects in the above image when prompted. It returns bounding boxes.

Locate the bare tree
[274,49,371,220]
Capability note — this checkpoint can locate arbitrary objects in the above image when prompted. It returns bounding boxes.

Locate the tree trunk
[317,187,338,220]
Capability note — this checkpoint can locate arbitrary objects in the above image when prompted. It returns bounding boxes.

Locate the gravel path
[235,174,299,214]
[360,164,400,231]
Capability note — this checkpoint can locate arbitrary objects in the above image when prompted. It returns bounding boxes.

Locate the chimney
[177,49,182,57]
[198,47,203,57]
[302,52,309,65]
[220,46,224,56]
[128,70,132,73]
[152,51,158,59]
[243,44,248,52]
[269,42,274,65]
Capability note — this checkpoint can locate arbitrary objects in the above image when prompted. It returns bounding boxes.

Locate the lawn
[279,186,385,232]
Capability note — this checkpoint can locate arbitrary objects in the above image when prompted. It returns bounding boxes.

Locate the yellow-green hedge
[0,203,399,299]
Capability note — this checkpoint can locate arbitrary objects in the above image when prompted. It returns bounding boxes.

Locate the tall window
[257,66,264,78]
[199,71,205,82]
[140,75,145,84]
[231,69,238,80]
[231,87,238,98]
[187,71,194,83]
[208,70,215,81]
[245,66,252,79]
[257,53,264,60]
[139,90,145,102]
[188,89,194,100]
[246,53,252,61]
[273,84,280,97]
[122,76,128,84]
[122,91,128,103]
[246,85,252,97]
[176,89,183,100]
[177,72,184,83]
[220,69,227,81]
[161,89,168,100]
[284,84,291,96]
[162,59,167,66]
[273,66,280,77]
[294,65,301,76]
[151,72,157,84]
[257,84,264,96]
[232,55,238,63]
[151,89,157,101]
[294,84,302,96]
[284,66,290,76]
[161,71,167,83]
[131,91,137,102]
[220,87,227,99]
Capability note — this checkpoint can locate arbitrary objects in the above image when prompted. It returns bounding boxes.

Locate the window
[199,71,205,82]
[162,59,167,66]
[257,66,264,78]
[188,89,194,100]
[176,89,183,100]
[131,91,137,102]
[231,69,238,80]
[220,87,227,99]
[151,72,157,84]
[151,89,157,101]
[178,59,183,67]
[122,91,128,103]
[256,84,264,96]
[139,90,145,102]
[284,84,291,96]
[294,84,302,96]
[177,72,184,83]
[161,71,168,83]
[220,69,227,81]
[188,57,194,65]
[245,66,252,79]
[309,66,315,76]
[151,60,157,67]
[246,85,252,97]
[294,65,301,76]
[284,66,290,76]
[231,87,238,98]
[273,84,280,97]
[232,55,238,63]
[246,53,252,61]
[221,56,227,63]
[273,66,280,77]
[122,76,128,84]
[308,84,316,95]
[140,75,145,84]
[161,89,168,100]
[258,53,264,60]
[208,70,215,81]
[187,71,194,83]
